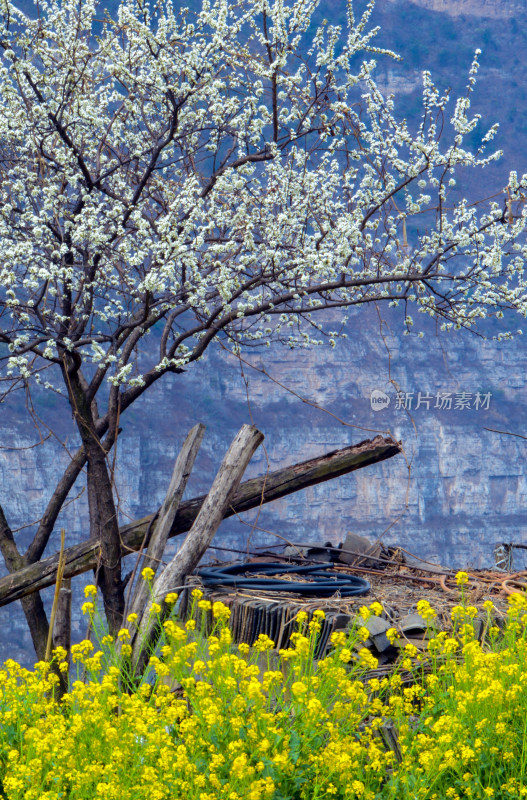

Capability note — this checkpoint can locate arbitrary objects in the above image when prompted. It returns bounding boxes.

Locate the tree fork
[0,434,402,607]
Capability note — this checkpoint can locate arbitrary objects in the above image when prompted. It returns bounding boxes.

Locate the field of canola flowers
[1,571,527,800]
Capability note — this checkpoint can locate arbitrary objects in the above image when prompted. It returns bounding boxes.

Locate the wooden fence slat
[131,424,264,671]
[126,424,205,621]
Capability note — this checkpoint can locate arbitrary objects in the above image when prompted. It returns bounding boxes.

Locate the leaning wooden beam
[130,423,264,672]
[0,434,401,607]
[126,423,205,621]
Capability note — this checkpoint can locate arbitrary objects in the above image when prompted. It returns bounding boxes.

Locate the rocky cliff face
[398,0,526,17]
[204,312,527,571]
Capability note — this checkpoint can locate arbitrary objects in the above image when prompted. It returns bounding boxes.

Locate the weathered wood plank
[53,577,72,657]
[130,424,264,669]
[0,434,401,607]
[126,423,205,620]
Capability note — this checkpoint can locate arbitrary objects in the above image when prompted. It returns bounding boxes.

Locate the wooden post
[53,577,72,660]
[45,527,66,662]
[126,423,205,622]
[130,424,264,673]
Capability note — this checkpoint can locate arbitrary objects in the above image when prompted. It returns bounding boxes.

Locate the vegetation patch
[1,578,527,799]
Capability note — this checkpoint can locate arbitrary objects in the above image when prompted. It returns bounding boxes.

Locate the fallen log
[0,434,401,607]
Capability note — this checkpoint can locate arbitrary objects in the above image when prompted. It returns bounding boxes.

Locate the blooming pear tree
[0,0,526,653]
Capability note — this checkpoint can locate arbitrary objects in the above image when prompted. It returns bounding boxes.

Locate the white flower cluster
[0,0,525,396]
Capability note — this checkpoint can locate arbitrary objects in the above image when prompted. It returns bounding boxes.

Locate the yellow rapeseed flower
[359,605,371,620]
[141,567,155,581]
[308,617,322,635]
[508,592,527,610]
[52,646,68,662]
[70,639,94,663]
[416,599,437,622]
[291,681,307,698]
[358,648,378,669]
[290,633,310,656]
[386,628,398,645]
[254,634,274,652]
[83,584,97,599]
[456,571,469,586]
[212,601,231,622]
[330,631,347,647]
[278,648,296,661]
[9,585,527,800]
[220,628,232,646]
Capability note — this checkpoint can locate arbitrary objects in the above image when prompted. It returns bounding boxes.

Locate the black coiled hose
[197,562,370,597]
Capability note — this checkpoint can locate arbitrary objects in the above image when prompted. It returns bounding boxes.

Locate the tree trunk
[0,504,50,661]
[62,361,124,635]
[52,576,72,698]
[20,592,50,662]
[53,577,72,658]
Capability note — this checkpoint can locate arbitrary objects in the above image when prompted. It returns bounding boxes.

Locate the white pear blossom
[0,0,525,408]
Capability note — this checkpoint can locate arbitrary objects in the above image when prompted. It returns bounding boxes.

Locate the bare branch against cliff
[483,427,527,441]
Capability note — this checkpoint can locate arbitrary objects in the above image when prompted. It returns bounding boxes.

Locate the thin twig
[484,427,527,441]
